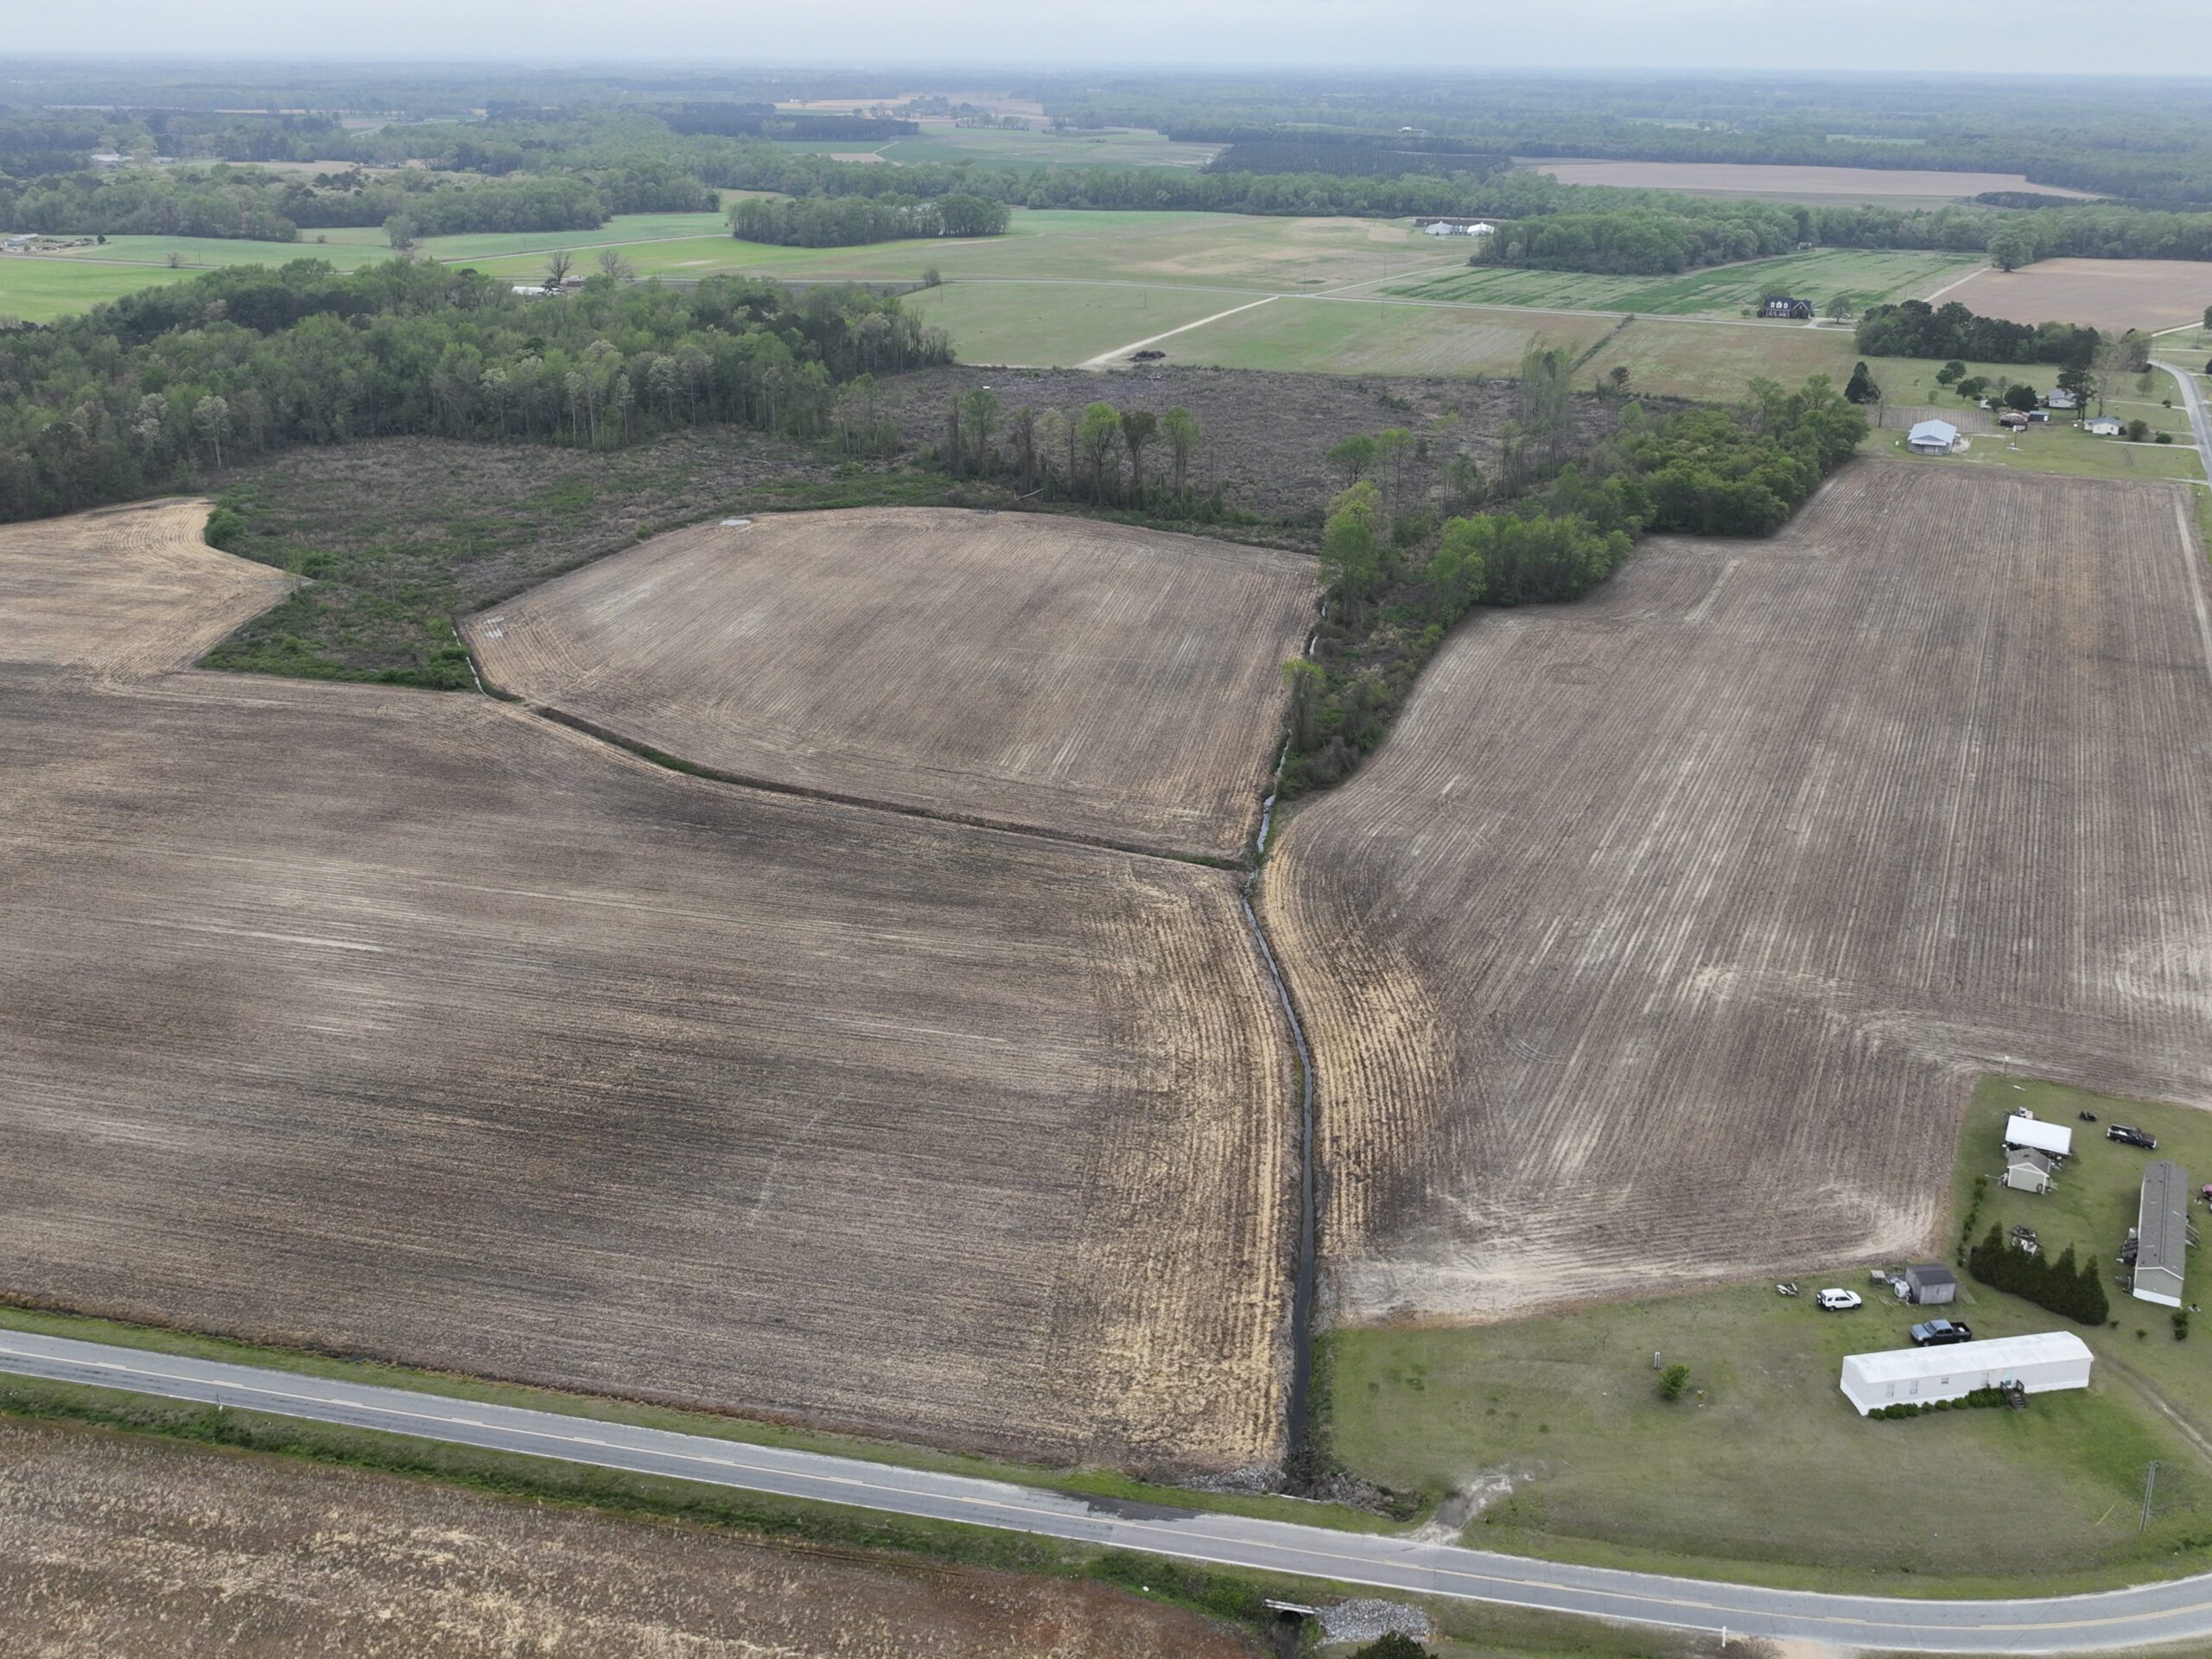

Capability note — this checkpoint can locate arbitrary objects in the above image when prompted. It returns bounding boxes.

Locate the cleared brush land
[0,499,294,676]
[463,507,1316,861]
[0,1419,1254,1659]
[1265,462,2212,1324]
[1941,257,2212,334]
[0,668,1294,1472]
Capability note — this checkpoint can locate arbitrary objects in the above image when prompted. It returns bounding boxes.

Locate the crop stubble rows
[0,1418,1250,1658]
[0,499,295,677]
[463,507,1317,861]
[0,503,1298,1471]
[1266,461,2212,1323]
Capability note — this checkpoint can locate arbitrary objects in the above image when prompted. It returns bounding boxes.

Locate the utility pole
[2142,1460,2161,1533]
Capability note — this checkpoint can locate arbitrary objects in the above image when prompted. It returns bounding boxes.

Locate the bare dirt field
[0,667,1294,1472]
[1264,461,2212,1325]
[463,507,1316,861]
[1942,257,2212,334]
[1526,160,2103,205]
[0,1418,1255,1658]
[876,365,1626,522]
[0,499,294,677]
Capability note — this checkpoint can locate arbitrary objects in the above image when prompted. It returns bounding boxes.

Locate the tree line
[1968,1227,2111,1325]
[0,163,715,242]
[730,192,1009,247]
[0,261,949,523]
[1282,365,1867,791]
[1853,300,2111,366]
[931,389,1210,509]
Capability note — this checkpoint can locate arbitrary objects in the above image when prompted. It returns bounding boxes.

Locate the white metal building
[1840,1332,2094,1415]
[1908,418,1960,454]
[2004,1114,2073,1160]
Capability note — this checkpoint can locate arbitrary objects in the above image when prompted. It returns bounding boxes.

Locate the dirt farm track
[1266,462,2212,1322]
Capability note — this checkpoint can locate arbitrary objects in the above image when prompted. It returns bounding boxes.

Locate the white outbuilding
[1907,418,1960,454]
[2003,1114,2073,1160]
[1840,1332,2094,1416]
[2003,1147,2056,1194]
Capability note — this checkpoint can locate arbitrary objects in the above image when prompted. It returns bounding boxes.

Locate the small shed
[2004,1114,2073,1160]
[2084,416,2124,436]
[1908,418,1960,454]
[2004,1147,2056,1194]
[1904,1263,1957,1306]
[1840,1332,2093,1415]
[2133,1159,2190,1308]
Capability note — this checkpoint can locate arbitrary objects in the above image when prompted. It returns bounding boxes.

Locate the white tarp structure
[1840,1331,2093,1415]
[2004,1114,2073,1159]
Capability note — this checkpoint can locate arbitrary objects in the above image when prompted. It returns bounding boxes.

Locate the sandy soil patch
[1266,462,2212,1323]
[463,507,1315,861]
[1942,257,2212,334]
[0,665,1294,1472]
[0,1418,1253,1657]
[0,499,294,677]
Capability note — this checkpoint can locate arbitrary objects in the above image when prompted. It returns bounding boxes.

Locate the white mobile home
[2133,1159,2190,1307]
[2003,1114,2072,1160]
[1840,1332,2093,1415]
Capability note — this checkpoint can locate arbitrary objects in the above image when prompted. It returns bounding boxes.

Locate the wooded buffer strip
[0,262,949,523]
[0,165,715,241]
[730,192,1009,247]
[1853,299,2107,366]
[1283,368,1866,791]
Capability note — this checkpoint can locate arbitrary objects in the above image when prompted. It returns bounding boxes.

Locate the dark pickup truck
[1910,1319,1974,1347]
[2107,1125,2159,1150]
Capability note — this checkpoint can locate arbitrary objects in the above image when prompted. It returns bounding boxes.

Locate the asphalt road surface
[6,1330,2212,1651]
[2154,357,2212,483]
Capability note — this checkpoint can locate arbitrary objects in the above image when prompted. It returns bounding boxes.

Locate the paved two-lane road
[6,1330,2212,1652]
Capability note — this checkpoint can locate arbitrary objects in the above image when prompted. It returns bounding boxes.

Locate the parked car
[1910,1319,1974,1346]
[2108,1125,2158,1149]
[1815,1288,1863,1311]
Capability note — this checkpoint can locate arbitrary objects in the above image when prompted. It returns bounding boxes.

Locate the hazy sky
[6,0,2209,75]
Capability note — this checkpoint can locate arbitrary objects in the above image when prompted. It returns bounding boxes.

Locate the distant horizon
[2,0,2203,79]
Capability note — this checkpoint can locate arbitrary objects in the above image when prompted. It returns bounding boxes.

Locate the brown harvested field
[1942,257,2212,334]
[463,507,1317,860]
[1526,159,2103,205]
[0,1418,1255,1658]
[0,666,1294,1472]
[1265,461,2212,1324]
[0,499,294,677]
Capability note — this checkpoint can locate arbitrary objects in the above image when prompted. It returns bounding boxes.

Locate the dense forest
[0,261,948,522]
[1281,361,1868,790]
[730,192,1009,246]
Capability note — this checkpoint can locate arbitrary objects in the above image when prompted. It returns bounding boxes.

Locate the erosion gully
[1241,732,1324,1483]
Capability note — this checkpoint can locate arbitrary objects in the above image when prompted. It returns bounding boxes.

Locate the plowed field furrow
[461,508,1318,862]
[0,499,295,677]
[1267,462,2212,1323]
[0,665,1294,1472]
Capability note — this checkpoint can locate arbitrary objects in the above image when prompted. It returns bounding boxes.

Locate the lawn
[901,280,1268,365]
[1862,422,2204,485]
[1389,249,1976,318]
[1322,1072,2212,1592]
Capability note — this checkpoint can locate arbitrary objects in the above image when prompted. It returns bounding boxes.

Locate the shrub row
[1870,1386,2012,1420]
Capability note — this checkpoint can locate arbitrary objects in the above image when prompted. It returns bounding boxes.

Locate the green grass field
[1324,1073,2212,1592]
[0,257,206,321]
[772,127,1221,170]
[901,280,1268,365]
[1390,249,1976,318]
[1164,295,1611,378]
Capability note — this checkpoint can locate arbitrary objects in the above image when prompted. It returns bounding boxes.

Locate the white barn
[2003,1114,2073,1160]
[1840,1332,2094,1416]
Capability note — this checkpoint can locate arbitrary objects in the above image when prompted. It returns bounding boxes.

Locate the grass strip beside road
[0,1303,1388,1536]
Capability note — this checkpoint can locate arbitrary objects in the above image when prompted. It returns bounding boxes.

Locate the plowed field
[0,499,295,677]
[1941,257,2212,334]
[0,1418,1254,1658]
[1266,462,2212,1323]
[462,507,1316,860]
[0,667,1294,1471]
